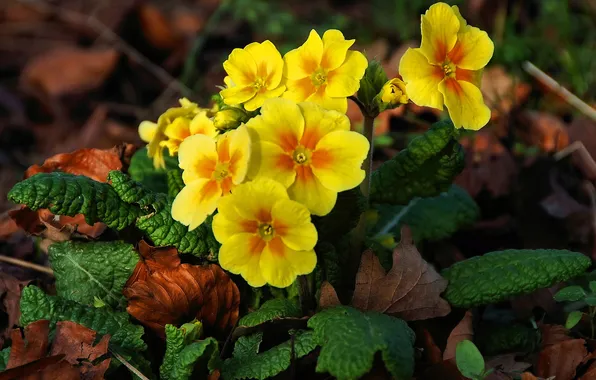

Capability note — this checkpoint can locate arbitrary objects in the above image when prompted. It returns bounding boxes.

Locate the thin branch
[523,61,596,122]
[0,255,54,275]
[110,350,151,380]
[374,198,420,238]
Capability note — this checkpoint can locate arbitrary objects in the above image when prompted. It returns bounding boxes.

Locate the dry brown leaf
[124,242,240,338]
[318,281,341,309]
[456,131,517,198]
[539,324,572,347]
[516,111,570,153]
[21,47,119,97]
[10,145,132,240]
[421,329,443,365]
[351,226,450,320]
[138,4,181,50]
[443,310,474,360]
[419,359,467,380]
[5,320,110,380]
[485,354,532,380]
[520,373,539,380]
[0,275,29,347]
[481,66,531,121]
[536,338,587,379]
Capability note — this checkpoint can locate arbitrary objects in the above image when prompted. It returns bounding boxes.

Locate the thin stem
[0,255,53,275]
[590,306,596,339]
[360,115,375,202]
[297,275,312,315]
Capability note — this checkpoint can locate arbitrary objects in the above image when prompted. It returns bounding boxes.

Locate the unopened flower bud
[213,108,247,131]
[378,78,408,109]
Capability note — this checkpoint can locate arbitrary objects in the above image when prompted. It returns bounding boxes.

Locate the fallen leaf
[419,359,467,380]
[485,354,532,380]
[481,66,531,121]
[515,111,570,153]
[539,324,572,347]
[0,275,29,347]
[535,338,587,379]
[318,281,341,309]
[138,3,181,50]
[124,243,240,337]
[456,131,517,198]
[421,328,443,365]
[443,310,474,360]
[351,226,451,320]
[21,47,119,97]
[5,320,110,379]
[520,373,539,380]
[10,145,132,240]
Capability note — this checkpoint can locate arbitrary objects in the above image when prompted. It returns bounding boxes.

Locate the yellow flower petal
[259,237,298,288]
[138,121,157,143]
[438,78,491,130]
[226,125,251,184]
[272,199,317,251]
[189,111,217,137]
[178,134,218,183]
[420,2,460,64]
[451,5,468,32]
[448,26,494,71]
[248,141,296,187]
[218,233,267,287]
[325,51,368,98]
[288,166,337,216]
[299,102,350,150]
[223,47,258,86]
[163,118,190,141]
[172,178,221,230]
[245,98,304,152]
[220,85,256,106]
[282,77,317,103]
[243,84,286,111]
[321,29,355,71]
[232,178,289,222]
[399,48,444,110]
[284,29,323,80]
[311,130,368,192]
[305,87,348,113]
[213,196,258,243]
[245,40,284,89]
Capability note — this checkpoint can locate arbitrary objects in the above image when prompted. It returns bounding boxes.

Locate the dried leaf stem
[0,255,54,275]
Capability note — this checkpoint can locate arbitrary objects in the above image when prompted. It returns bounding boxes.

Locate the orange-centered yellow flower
[246,98,369,216]
[213,178,317,288]
[399,3,494,130]
[140,98,217,169]
[172,126,251,230]
[220,41,286,111]
[283,29,368,113]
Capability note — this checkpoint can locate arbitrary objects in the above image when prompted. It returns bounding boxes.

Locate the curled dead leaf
[351,226,451,320]
[0,275,29,347]
[536,338,587,379]
[21,47,119,97]
[516,111,570,153]
[539,324,572,348]
[124,242,240,338]
[443,310,474,361]
[318,280,341,309]
[5,320,110,380]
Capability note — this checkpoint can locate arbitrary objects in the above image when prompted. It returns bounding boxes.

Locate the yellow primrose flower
[171,125,251,230]
[160,110,218,156]
[283,29,368,113]
[399,3,494,130]
[220,41,286,111]
[246,98,369,216]
[379,78,409,106]
[213,178,318,288]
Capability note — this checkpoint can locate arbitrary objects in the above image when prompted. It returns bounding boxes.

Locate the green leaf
[19,285,146,351]
[370,120,464,205]
[456,340,485,379]
[589,281,596,294]
[585,294,596,306]
[239,299,301,328]
[160,322,219,380]
[356,59,388,112]
[109,171,220,258]
[566,311,583,329]
[222,330,317,380]
[554,286,587,302]
[0,348,10,371]
[49,241,138,309]
[128,147,179,194]
[111,347,156,380]
[7,172,142,230]
[314,242,342,291]
[308,306,415,380]
[167,168,185,198]
[313,188,365,244]
[475,323,540,356]
[372,185,479,243]
[443,250,591,308]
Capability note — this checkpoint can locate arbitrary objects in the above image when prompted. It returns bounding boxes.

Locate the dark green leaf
[128,147,178,194]
[49,241,138,309]
[0,348,9,371]
[313,188,365,244]
[167,169,185,198]
[554,286,586,302]
[239,299,301,328]
[308,306,415,380]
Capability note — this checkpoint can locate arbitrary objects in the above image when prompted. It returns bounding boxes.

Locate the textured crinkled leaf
[0,348,9,371]
[239,299,301,327]
[370,120,464,205]
[443,250,591,308]
[7,172,141,230]
[167,169,185,198]
[373,185,479,243]
[161,324,218,380]
[128,147,178,194]
[313,188,365,244]
[49,240,138,309]
[222,330,317,380]
[19,285,146,351]
[109,171,220,258]
[476,323,541,356]
[308,306,415,380]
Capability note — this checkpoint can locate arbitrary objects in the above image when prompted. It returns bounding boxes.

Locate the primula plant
[2,3,593,380]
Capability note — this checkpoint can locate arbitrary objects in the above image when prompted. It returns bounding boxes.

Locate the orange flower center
[253,78,266,92]
[310,68,327,87]
[258,223,275,241]
[441,60,457,78]
[213,162,230,181]
[292,146,311,165]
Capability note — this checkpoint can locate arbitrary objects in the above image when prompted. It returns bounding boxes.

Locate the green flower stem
[360,114,375,203]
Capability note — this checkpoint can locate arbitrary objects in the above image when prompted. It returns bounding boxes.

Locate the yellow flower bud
[380,78,408,106]
[213,108,247,131]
